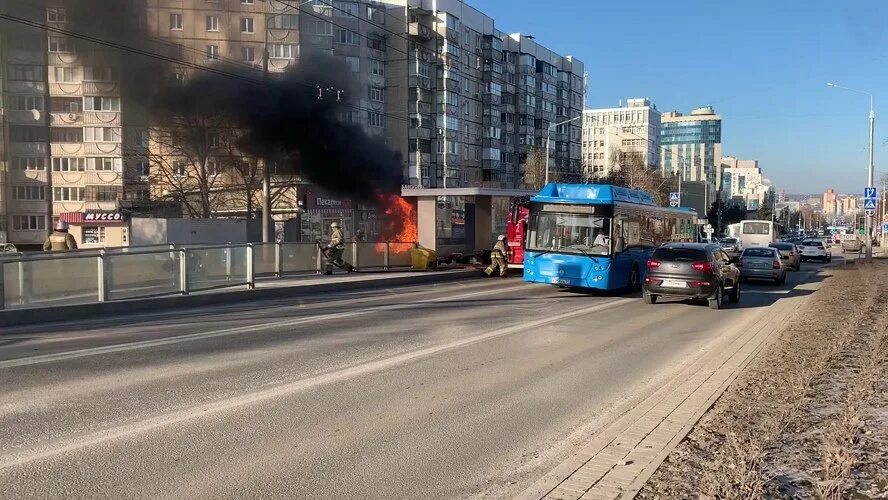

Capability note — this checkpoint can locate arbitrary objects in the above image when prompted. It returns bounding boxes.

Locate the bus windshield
[527,212,612,256]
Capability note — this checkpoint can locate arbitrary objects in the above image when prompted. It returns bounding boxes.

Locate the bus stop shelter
[400,187,537,255]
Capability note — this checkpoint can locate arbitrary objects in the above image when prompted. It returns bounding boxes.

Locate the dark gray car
[643,243,741,310]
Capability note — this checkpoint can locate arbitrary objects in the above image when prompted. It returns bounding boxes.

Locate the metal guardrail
[0,241,418,310]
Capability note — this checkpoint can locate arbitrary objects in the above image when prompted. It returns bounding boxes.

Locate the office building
[582,97,660,180]
[840,195,859,216]
[660,106,722,189]
[720,156,768,211]
[823,188,837,217]
[384,0,584,189]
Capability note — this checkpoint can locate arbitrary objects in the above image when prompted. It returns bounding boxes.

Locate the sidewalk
[0,267,480,328]
[516,269,826,500]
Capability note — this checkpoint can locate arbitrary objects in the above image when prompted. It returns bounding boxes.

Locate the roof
[659,242,719,251]
[531,183,657,206]
[400,187,538,198]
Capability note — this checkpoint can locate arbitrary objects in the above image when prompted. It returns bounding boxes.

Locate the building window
[333,1,360,17]
[269,43,296,59]
[240,17,254,33]
[10,95,44,111]
[84,66,116,81]
[13,215,46,231]
[82,226,106,244]
[14,186,46,201]
[206,15,219,32]
[174,161,186,178]
[344,56,360,73]
[369,59,384,76]
[47,7,66,22]
[207,131,221,147]
[303,19,328,36]
[135,161,150,179]
[83,126,121,142]
[89,186,121,202]
[9,65,43,81]
[334,29,359,45]
[54,67,77,83]
[367,112,385,128]
[52,157,86,172]
[53,187,85,201]
[47,127,80,143]
[367,5,385,23]
[242,0,254,4]
[87,157,122,171]
[206,159,220,176]
[83,96,121,112]
[48,36,72,52]
[170,13,183,30]
[367,36,385,51]
[242,46,255,62]
[13,157,46,171]
[207,44,220,60]
[369,87,384,102]
[267,14,298,29]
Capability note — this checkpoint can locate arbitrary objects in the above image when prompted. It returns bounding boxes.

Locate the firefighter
[43,221,78,252]
[322,222,356,275]
[485,235,508,277]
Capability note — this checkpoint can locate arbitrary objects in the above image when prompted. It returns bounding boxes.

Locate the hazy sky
[481,0,888,194]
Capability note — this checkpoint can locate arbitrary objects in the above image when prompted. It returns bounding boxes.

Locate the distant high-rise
[721,157,768,211]
[823,189,838,217]
[660,106,722,189]
[582,98,661,181]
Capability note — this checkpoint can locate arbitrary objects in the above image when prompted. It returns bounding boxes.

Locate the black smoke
[55,0,405,204]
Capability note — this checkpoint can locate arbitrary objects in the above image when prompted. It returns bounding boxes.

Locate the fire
[376,194,417,254]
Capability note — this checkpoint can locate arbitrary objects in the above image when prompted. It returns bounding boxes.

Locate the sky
[479,0,888,195]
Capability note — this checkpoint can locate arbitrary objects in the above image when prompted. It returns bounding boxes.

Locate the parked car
[800,239,832,263]
[719,237,743,256]
[768,242,801,271]
[643,243,741,310]
[739,247,786,285]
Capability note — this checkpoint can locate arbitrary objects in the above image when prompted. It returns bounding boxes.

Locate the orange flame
[376,194,417,254]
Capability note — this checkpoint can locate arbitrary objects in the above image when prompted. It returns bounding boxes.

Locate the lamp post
[545,115,582,185]
[827,82,875,263]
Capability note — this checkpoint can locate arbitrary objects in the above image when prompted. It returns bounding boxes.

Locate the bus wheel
[629,263,641,291]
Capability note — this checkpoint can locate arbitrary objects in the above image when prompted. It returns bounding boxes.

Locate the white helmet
[497,235,506,241]
[331,222,341,229]
[55,221,70,231]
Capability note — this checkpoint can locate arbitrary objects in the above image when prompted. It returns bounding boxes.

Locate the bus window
[528,212,612,255]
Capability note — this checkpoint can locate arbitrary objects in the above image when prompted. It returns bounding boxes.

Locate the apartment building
[384,0,584,189]
[720,156,767,211]
[660,106,722,189]
[823,188,837,217]
[582,97,660,180]
[0,21,7,244]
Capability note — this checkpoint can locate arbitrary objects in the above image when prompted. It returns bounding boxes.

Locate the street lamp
[827,82,875,263]
[545,115,582,185]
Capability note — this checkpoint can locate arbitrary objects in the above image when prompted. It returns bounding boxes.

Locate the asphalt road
[0,264,827,499]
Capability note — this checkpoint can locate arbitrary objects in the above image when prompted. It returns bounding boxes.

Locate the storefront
[297,187,380,242]
[59,211,129,248]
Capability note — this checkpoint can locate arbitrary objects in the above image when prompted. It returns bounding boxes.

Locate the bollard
[246,244,255,289]
[96,252,107,302]
[274,242,282,277]
[316,245,322,274]
[17,260,26,306]
[352,241,359,271]
[225,245,233,282]
[0,262,5,310]
[179,249,189,295]
[383,242,390,270]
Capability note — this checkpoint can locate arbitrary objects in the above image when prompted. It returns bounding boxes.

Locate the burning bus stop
[399,187,537,258]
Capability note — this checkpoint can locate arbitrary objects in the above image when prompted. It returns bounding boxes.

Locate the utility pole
[261,3,272,243]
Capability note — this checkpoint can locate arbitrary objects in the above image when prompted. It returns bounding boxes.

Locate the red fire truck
[506,196,530,266]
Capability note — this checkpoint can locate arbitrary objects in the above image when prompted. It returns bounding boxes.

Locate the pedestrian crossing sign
[863,198,877,210]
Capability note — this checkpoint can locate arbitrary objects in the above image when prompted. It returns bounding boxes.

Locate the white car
[799,239,831,263]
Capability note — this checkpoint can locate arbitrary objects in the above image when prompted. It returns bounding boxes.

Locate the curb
[0,269,482,329]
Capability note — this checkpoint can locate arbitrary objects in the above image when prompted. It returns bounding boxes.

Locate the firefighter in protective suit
[485,235,508,277]
[43,221,78,252]
[322,222,356,275]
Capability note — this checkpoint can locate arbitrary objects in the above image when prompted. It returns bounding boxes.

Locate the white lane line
[0,283,537,369]
[0,297,634,470]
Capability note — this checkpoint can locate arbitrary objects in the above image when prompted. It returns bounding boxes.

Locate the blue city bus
[523,184,697,291]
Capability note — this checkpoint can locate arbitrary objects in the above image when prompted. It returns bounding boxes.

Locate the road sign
[864,198,877,210]
[864,187,878,199]
[669,192,680,207]
[866,209,876,217]
[883,223,888,234]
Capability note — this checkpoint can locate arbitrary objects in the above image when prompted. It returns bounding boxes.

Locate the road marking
[0,297,633,470]
[0,283,538,369]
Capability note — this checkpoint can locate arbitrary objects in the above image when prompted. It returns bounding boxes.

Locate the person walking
[43,221,78,252]
[485,235,508,277]
[322,222,356,275]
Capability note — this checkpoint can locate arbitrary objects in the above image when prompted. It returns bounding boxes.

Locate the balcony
[482,159,502,171]
[408,75,431,90]
[82,81,120,95]
[408,22,433,40]
[82,111,121,125]
[9,142,48,155]
[50,112,83,126]
[49,82,83,96]
[7,81,47,94]
[408,127,432,140]
[482,93,501,106]
[6,109,44,125]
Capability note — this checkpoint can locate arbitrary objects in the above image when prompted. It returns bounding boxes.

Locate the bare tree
[522,147,547,190]
[599,149,673,205]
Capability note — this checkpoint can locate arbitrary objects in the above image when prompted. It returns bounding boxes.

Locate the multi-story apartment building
[582,97,660,180]
[660,106,722,190]
[720,156,768,211]
[384,0,584,189]
[823,188,837,217]
[0,20,8,244]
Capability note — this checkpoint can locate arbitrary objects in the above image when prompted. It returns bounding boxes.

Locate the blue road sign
[669,192,680,202]
[864,198,878,210]
[883,223,888,234]
[864,187,877,199]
